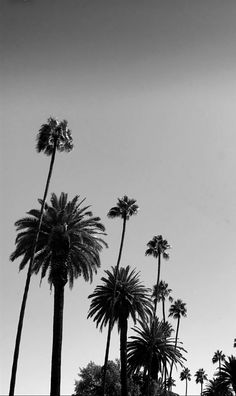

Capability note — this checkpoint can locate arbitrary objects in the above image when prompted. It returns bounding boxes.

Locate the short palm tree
[9,117,73,396]
[127,318,185,394]
[102,196,138,395]
[212,350,225,372]
[168,299,187,384]
[88,265,151,396]
[152,280,173,323]
[10,192,107,396]
[203,378,233,396]
[216,355,236,394]
[145,235,170,317]
[195,368,208,395]
[180,367,191,396]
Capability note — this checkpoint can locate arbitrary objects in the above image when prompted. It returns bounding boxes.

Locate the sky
[1,0,236,394]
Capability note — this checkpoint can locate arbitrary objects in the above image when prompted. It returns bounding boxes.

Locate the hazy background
[1,0,236,394]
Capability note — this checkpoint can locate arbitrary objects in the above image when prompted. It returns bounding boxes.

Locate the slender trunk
[162,299,165,323]
[153,254,161,317]
[200,381,203,396]
[185,378,188,396]
[9,139,57,396]
[120,316,128,396]
[50,282,65,396]
[169,317,180,388]
[102,215,127,396]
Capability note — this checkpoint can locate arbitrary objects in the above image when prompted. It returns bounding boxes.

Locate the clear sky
[1,0,236,394]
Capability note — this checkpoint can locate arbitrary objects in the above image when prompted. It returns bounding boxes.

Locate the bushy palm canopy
[169,299,187,320]
[10,192,107,287]
[216,355,236,393]
[36,117,73,156]
[107,195,139,220]
[180,367,191,382]
[88,266,151,330]
[145,235,170,260]
[195,368,208,385]
[153,281,173,304]
[212,350,226,369]
[203,378,233,396]
[127,318,186,378]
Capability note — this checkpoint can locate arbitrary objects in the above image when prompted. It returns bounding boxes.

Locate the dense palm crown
[107,195,139,220]
[88,266,151,330]
[216,355,236,394]
[36,117,73,156]
[169,299,187,321]
[212,350,226,371]
[203,378,233,396]
[10,192,107,286]
[152,280,173,322]
[145,235,170,260]
[195,368,208,395]
[127,318,186,379]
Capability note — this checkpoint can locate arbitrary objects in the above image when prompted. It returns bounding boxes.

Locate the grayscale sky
[1,0,236,394]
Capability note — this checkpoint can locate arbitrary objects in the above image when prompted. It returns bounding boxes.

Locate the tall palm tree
[101,196,138,395]
[127,318,185,393]
[180,367,191,396]
[9,117,73,396]
[88,265,151,396]
[212,350,226,372]
[145,235,170,317]
[168,299,187,386]
[195,368,208,395]
[10,192,107,396]
[216,355,236,394]
[152,280,173,323]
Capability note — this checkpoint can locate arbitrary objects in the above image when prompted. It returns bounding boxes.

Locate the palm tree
[203,378,233,396]
[180,367,191,396]
[212,350,225,372]
[101,196,138,395]
[88,265,151,396]
[216,355,236,394]
[10,192,107,396]
[145,235,170,317]
[168,299,187,385]
[195,368,208,395]
[127,318,185,394]
[9,117,73,396]
[152,280,173,323]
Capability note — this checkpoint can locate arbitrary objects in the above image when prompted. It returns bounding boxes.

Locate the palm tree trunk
[9,138,58,396]
[120,316,128,396]
[185,377,188,396]
[200,381,203,395]
[169,317,180,389]
[102,215,127,396]
[50,282,65,396]
[162,299,165,323]
[153,254,161,316]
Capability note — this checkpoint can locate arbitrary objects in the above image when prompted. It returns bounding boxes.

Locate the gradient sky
[1,0,236,394]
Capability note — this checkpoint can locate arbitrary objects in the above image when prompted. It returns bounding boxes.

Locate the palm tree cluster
[201,354,236,396]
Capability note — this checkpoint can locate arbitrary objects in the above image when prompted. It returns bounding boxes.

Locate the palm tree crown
[212,350,226,371]
[169,299,187,321]
[10,192,107,286]
[88,265,151,330]
[195,368,208,395]
[216,355,236,394]
[180,367,191,381]
[107,195,139,220]
[145,235,170,260]
[36,117,73,156]
[127,318,186,379]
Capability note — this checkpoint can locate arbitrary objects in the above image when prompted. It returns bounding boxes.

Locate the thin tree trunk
[153,254,161,317]
[162,299,165,323]
[9,139,58,396]
[185,378,188,396]
[120,316,128,396]
[102,215,127,396]
[169,317,180,388]
[50,282,65,396]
